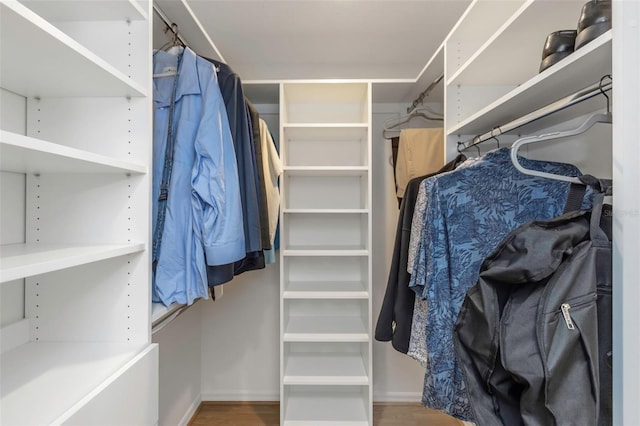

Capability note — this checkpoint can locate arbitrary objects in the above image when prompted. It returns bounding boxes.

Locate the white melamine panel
[54,19,150,90]
[284,352,368,385]
[448,31,612,136]
[283,126,368,167]
[27,97,149,163]
[0,130,146,174]
[283,83,369,124]
[25,173,147,245]
[0,88,26,134]
[63,344,158,426]
[284,255,367,286]
[448,0,585,87]
[24,254,148,342]
[445,0,526,80]
[284,316,368,342]
[0,1,145,98]
[0,318,29,355]
[0,243,143,283]
[20,0,147,22]
[284,281,368,299]
[0,172,25,245]
[284,386,369,425]
[284,213,367,251]
[0,342,149,425]
[284,173,368,210]
[285,299,368,342]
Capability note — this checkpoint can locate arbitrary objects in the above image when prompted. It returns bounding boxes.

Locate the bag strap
[563,183,587,213]
[579,175,612,245]
[152,51,183,272]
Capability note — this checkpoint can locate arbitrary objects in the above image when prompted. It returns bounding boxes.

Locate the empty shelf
[0,130,147,174]
[20,0,147,22]
[284,316,368,342]
[284,281,368,299]
[284,388,368,425]
[0,1,146,97]
[284,352,368,385]
[0,341,148,425]
[0,243,145,283]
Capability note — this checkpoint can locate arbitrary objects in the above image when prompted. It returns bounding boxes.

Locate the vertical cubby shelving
[279,82,372,425]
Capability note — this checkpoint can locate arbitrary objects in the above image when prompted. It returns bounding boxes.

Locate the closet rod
[459,78,612,151]
[407,73,444,114]
[152,2,188,48]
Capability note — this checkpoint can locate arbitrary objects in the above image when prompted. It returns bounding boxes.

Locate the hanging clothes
[246,99,272,251]
[454,178,612,426]
[408,148,592,420]
[203,58,264,285]
[152,47,245,306]
[259,118,283,246]
[375,154,465,354]
[395,128,445,198]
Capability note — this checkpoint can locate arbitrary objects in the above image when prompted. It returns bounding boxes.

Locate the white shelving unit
[0,0,157,424]
[444,0,612,158]
[279,82,372,425]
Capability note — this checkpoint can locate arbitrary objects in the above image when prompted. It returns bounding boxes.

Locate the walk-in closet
[1,1,639,425]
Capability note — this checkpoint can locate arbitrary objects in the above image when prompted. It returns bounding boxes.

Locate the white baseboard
[201,390,280,402]
[178,394,202,426]
[373,391,422,403]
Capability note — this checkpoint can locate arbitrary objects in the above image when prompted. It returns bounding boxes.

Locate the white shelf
[284,352,368,385]
[0,1,146,97]
[284,281,368,299]
[0,130,147,174]
[445,0,526,80]
[447,30,612,136]
[0,243,145,283]
[283,123,369,128]
[284,166,368,176]
[284,389,368,425]
[284,209,368,214]
[0,341,147,425]
[283,249,369,257]
[448,0,586,87]
[284,316,368,342]
[20,0,147,22]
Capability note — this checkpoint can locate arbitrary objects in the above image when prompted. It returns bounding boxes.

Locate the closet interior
[1,0,639,425]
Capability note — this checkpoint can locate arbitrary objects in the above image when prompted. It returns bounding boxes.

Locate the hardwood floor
[188,402,464,426]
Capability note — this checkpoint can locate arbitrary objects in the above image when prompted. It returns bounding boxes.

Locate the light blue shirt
[153,47,245,306]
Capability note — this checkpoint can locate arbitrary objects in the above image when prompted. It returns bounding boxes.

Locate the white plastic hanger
[510,111,612,183]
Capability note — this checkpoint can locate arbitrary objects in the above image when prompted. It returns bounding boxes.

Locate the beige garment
[395,128,445,198]
[258,119,283,244]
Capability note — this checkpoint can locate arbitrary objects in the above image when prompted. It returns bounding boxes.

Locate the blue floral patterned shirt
[409,148,590,420]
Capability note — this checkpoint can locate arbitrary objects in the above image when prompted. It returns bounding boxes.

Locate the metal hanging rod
[153,3,188,48]
[407,73,444,114]
[458,76,612,152]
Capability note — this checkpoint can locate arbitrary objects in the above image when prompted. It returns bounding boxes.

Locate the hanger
[511,111,612,183]
[383,107,443,139]
[154,23,185,78]
[511,76,612,183]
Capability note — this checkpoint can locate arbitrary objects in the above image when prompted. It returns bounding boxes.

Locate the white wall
[197,102,429,402]
[1,88,27,327]
[153,303,203,426]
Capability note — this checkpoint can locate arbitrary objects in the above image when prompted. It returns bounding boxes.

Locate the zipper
[560,303,575,330]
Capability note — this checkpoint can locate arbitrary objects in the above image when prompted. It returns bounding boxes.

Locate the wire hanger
[511,75,612,183]
[383,107,443,139]
[154,23,185,78]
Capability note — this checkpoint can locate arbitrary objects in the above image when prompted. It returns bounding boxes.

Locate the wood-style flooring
[188,402,464,426]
